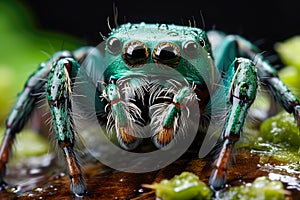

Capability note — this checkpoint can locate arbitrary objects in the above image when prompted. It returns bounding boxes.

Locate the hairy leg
[0,51,72,188]
[209,58,258,190]
[46,57,86,196]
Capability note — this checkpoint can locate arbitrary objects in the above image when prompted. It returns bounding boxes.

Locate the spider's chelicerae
[1,22,299,196]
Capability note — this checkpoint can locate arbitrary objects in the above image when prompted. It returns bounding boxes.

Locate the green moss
[251,111,300,172]
[144,172,212,200]
[220,176,285,200]
[259,111,300,148]
[145,173,285,200]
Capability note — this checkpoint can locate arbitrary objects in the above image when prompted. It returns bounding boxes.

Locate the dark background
[22,0,300,51]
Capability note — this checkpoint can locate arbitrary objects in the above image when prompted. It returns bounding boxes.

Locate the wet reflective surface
[1,149,300,199]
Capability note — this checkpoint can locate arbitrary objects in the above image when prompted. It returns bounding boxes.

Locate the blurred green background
[0,0,84,125]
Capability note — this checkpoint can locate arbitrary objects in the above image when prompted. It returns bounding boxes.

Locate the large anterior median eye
[152,42,180,68]
[122,40,149,67]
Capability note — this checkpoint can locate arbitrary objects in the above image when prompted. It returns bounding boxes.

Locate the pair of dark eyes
[107,37,204,67]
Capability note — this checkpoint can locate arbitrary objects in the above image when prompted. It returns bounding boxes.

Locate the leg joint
[230,58,258,104]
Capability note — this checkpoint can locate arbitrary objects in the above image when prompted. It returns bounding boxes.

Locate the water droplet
[168,31,178,37]
[138,188,144,193]
[29,168,41,175]
[158,24,169,30]
[35,187,43,192]
[130,25,138,30]
[9,186,21,193]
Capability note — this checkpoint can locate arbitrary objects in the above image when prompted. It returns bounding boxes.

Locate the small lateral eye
[183,40,200,58]
[152,42,180,68]
[122,40,149,67]
[107,37,122,55]
[199,39,205,47]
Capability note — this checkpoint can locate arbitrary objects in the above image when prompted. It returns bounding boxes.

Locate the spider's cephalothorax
[100,23,216,151]
[1,22,300,196]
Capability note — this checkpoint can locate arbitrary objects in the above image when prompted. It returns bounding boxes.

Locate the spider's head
[104,22,216,87]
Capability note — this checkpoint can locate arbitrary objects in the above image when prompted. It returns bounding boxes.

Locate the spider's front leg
[46,57,86,196]
[209,57,258,190]
[0,51,71,189]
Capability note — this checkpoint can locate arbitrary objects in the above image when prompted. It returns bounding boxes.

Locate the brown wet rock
[2,149,300,199]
